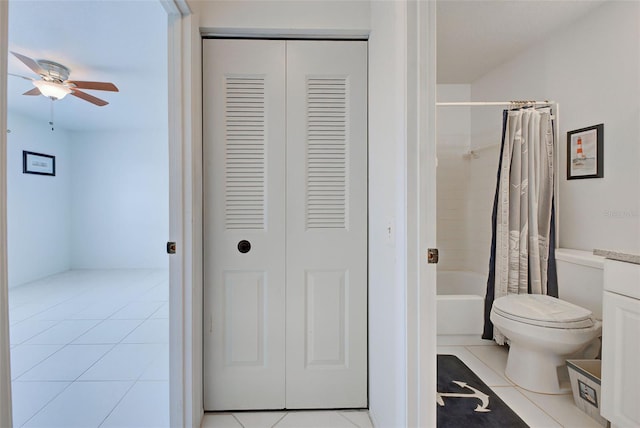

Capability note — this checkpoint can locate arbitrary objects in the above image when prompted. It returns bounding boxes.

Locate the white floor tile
[9,302,53,324]
[11,381,70,427]
[201,414,243,428]
[437,335,494,346]
[109,301,164,320]
[518,388,603,428]
[150,302,169,319]
[492,386,562,428]
[24,320,101,345]
[68,300,129,320]
[121,318,169,344]
[10,345,64,380]
[465,344,510,380]
[275,411,358,428]
[78,343,165,381]
[29,300,91,321]
[22,381,133,428]
[9,319,59,345]
[72,320,143,344]
[233,411,287,428]
[438,345,512,387]
[17,344,113,381]
[140,283,169,301]
[100,381,169,428]
[339,411,372,427]
[138,347,169,381]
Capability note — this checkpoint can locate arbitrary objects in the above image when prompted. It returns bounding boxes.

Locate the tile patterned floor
[9,269,169,428]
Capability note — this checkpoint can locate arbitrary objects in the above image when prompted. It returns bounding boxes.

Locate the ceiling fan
[9,51,119,106]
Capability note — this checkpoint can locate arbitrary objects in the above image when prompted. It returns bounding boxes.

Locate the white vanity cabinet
[601,259,640,428]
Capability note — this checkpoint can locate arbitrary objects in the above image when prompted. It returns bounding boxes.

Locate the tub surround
[593,249,640,265]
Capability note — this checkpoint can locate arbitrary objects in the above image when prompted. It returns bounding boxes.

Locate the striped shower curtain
[482,107,558,344]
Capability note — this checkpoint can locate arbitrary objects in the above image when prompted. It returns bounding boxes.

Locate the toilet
[490,249,604,394]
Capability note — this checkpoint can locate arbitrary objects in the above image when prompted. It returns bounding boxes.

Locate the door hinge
[427,248,439,264]
[167,241,177,254]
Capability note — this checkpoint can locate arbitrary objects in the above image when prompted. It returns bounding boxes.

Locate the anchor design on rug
[437,381,491,412]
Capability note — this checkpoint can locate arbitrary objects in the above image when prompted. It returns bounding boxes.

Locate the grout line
[463,344,513,386]
[11,344,66,381]
[17,381,74,428]
[97,381,138,428]
[232,413,246,427]
[512,386,568,428]
[271,412,289,428]
[336,411,361,428]
[10,319,63,345]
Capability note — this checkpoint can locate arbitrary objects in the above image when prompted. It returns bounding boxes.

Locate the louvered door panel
[286,40,368,409]
[203,39,286,411]
[225,76,265,230]
[306,77,347,229]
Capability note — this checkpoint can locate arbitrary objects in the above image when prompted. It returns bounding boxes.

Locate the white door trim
[405,1,437,427]
[0,1,13,426]
[162,1,204,427]
[418,1,438,426]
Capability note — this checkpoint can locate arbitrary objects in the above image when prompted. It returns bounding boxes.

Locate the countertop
[593,249,640,265]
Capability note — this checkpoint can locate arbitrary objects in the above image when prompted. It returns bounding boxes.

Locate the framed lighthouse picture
[567,124,604,180]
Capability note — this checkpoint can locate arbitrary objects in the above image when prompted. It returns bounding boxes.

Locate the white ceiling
[437,0,606,84]
[7,0,167,132]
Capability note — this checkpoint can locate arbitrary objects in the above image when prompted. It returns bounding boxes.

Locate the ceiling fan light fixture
[33,80,72,100]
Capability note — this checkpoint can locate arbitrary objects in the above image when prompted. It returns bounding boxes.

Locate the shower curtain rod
[436,101,556,106]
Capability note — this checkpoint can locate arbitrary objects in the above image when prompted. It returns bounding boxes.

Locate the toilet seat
[493,294,595,329]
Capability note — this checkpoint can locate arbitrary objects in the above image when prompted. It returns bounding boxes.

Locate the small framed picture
[567,124,603,180]
[23,151,56,176]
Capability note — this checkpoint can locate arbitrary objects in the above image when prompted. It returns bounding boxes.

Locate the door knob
[237,240,251,254]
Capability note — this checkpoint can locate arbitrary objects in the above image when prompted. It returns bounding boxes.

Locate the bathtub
[437,271,486,335]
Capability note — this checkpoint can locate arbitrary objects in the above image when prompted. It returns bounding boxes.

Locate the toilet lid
[492,294,595,328]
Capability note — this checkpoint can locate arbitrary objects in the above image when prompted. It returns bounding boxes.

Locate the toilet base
[505,343,571,394]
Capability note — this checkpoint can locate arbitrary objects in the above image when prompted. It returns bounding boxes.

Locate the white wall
[471,0,640,254]
[192,0,370,33]
[369,1,408,426]
[6,112,71,287]
[189,1,409,426]
[69,130,169,269]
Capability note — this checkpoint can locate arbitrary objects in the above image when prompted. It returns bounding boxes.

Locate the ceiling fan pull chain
[50,98,55,131]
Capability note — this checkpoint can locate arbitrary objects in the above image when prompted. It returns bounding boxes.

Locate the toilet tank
[555,249,605,320]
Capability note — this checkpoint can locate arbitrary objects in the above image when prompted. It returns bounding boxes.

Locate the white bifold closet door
[203,39,367,411]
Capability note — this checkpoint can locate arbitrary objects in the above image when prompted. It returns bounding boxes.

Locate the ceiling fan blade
[9,72,34,81]
[23,87,42,96]
[67,81,119,92]
[71,89,109,106]
[11,51,45,76]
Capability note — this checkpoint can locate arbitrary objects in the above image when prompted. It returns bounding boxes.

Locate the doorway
[4,1,171,426]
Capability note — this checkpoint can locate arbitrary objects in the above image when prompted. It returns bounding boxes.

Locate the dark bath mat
[437,354,529,427]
